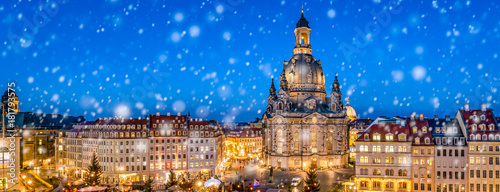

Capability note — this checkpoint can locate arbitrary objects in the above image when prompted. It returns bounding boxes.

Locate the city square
[1,0,500,192]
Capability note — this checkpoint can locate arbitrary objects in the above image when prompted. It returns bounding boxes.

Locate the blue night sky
[1,0,500,122]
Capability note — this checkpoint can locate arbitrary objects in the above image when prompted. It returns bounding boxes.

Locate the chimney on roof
[445,115,451,121]
[481,104,487,112]
[138,117,142,120]
[130,117,133,120]
[410,113,415,121]
[464,104,470,112]
[156,112,160,116]
[401,120,406,127]
[167,112,171,116]
[177,112,181,116]
[434,115,438,121]
[419,113,424,121]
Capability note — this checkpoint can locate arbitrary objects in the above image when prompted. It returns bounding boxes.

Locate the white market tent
[77,186,107,192]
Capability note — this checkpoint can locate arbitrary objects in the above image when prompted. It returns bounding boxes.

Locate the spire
[280,73,288,91]
[296,7,309,28]
[332,73,340,93]
[269,79,277,99]
[346,97,350,105]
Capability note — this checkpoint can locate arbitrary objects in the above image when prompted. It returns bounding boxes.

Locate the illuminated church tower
[1,86,20,113]
[262,11,350,170]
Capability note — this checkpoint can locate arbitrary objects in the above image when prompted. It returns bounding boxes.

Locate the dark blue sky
[1,0,499,122]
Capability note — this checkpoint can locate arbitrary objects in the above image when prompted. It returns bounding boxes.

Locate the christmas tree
[304,164,320,192]
[84,153,102,186]
[166,170,178,188]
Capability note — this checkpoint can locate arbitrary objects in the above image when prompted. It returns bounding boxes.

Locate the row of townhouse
[55,112,223,185]
[355,104,500,192]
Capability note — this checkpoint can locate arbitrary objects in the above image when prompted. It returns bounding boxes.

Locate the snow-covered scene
[0,0,499,191]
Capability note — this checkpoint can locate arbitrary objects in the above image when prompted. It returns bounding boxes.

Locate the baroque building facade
[262,12,349,170]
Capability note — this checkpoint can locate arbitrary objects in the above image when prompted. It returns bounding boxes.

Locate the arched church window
[301,33,308,45]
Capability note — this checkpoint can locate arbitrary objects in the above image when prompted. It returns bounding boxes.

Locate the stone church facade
[262,12,349,170]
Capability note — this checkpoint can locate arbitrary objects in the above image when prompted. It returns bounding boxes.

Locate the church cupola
[293,9,312,55]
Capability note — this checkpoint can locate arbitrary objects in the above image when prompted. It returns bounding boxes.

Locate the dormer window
[453,128,458,133]
[415,137,420,144]
[413,127,417,133]
[422,127,427,133]
[470,135,475,141]
[425,137,430,144]
[436,128,440,133]
[472,124,477,131]
[386,134,394,141]
[398,134,406,141]
[480,125,486,131]
[482,134,487,141]
[481,115,486,121]
[436,138,441,144]
[373,134,381,141]
[473,115,478,121]
[489,125,495,131]
[364,134,369,141]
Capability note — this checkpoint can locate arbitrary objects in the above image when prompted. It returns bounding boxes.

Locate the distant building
[186,118,223,177]
[429,115,467,192]
[457,104,500,192]
[56,117,150,185]
[348,118,373,161]
[148,112,188,182]
[56,112,224,186]
[224,125,263,160]
[355,117,412,192]
[408,113,435,192]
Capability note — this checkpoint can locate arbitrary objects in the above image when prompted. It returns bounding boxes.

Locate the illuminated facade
[56,118,150,184]
[348,118,373,161]
[148,113,188,182]
[408,114,434,192]
[262,12,349,171]
[225,127,262,160]
[458,104,500,192]
[186,119,223,177]
[429,115,467,192]
[355,117,412,192]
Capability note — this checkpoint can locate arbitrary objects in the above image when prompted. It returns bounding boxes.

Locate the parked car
[291,176,301,186]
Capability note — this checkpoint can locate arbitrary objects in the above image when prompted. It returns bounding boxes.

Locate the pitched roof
[356,122,410,142]
[460,109,500,141]
[407,118,434,146]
